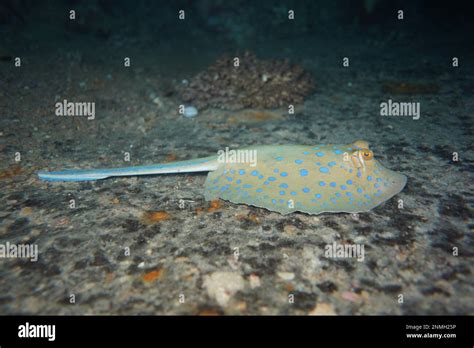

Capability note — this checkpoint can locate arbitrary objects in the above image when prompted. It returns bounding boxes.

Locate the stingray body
[38,140,407,215]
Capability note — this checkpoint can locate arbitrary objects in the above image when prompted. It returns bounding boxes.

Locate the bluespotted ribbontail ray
[38,140,407,215]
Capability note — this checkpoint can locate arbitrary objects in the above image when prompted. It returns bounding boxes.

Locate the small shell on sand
[183,106,198,117]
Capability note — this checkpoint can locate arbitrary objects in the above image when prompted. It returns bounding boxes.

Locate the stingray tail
[37,156,218,182]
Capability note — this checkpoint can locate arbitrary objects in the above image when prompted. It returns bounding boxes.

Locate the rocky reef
[179,52,314,110]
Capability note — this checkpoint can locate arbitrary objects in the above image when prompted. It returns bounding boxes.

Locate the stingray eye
[361,149,374,160]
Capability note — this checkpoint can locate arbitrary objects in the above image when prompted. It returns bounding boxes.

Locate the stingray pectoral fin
[38,156,218,182]
[383,171,407,199]
[367,169,407,211]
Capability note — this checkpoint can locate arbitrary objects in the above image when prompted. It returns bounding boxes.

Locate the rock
[203,272,245,307]
[19,207,33,217]
[283,224,298,235]
[341,291,366,303]
[152,97,163,108]
[249,273,261,289]
[277,271,295,281]
[309,302,337,315]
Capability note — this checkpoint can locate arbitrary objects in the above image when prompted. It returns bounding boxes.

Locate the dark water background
[0,0,473,315]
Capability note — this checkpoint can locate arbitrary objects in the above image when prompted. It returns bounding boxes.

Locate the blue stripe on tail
[37,170,110,182]
[38,157,216,182]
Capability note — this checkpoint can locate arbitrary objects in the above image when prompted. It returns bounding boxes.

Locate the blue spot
[319,181,326,187]
[279,191,285,196]
[374,183,380,188]
[357,187,363,193]
[279,183,288,188]
[330,182,337,187]
[328,161,337,167]
[346,192,352,197]
[226,176,233,182]
[272,199,277,204]
[367,175,373,181]
[290,191,297,196]
[330,198,337,204]
[264,181,269,185]
[256,188,263,193]
[221,185,230,191]
[295,159,303,164]
[340,185,347,190]
[303,187,310,193]
[320,167,329,173]
[258,175,264,179]
[279,199,284,204]
[315,193,322,199]
[364,194,371,200]
[346,179,353,185]
[316,152,325,157]
[300,169,308,176]
[349,169,353,173]
[280,172,288,177]
[268,177,276,182]
[336,192,341,197]
[236,179,242,184]
[276,156,284,161]
[315,162,321,166]
[303,151,310,155]
[334,149,343,154]
[239,169,245,175]
[273,168,279,173]
[377,178,383,182]
[251,170,258,176]
[357,170,362,178]
[243,184,252,189]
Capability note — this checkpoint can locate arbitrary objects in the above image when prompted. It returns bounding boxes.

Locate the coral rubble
[179,52,314,110]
